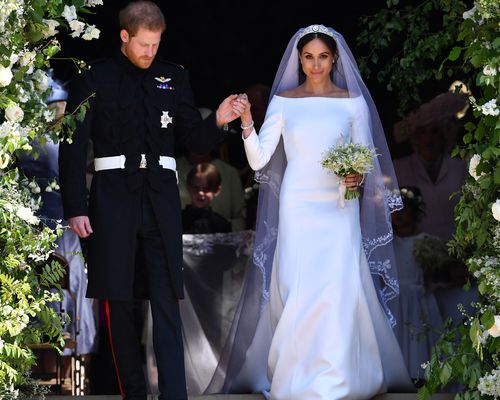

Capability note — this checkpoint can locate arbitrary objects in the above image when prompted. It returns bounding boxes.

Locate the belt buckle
[139,154,147,169]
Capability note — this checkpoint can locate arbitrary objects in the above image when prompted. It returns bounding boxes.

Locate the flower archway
[358,0,499,397]
[0,1,102,397]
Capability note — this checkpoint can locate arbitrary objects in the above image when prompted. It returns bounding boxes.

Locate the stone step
[43,394,455,399]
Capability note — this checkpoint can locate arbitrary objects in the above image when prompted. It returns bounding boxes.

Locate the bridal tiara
[298,24,335,40]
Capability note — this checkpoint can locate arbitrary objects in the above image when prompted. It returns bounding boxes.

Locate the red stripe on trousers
[104,299,125,398]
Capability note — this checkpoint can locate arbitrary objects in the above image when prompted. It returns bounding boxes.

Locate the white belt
[94,154,178,182]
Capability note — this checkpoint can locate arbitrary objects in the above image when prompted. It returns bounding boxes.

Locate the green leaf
[448,46,461,61]
[494,165,500,184]
[439,362,452,384]
[417,385,430,400]
[491,37,500,49]
[481,311,494,330]
[482,147,493,160]
[478,175,491,189]
[478,281,487,295]
[464,122,475,132]
[469,319,480,345]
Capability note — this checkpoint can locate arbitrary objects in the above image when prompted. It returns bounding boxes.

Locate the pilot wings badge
[155,76,175,90]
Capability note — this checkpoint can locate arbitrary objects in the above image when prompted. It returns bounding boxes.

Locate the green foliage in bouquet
[358,0,499,398]
[320,140,377,200]
[0,0,102,396]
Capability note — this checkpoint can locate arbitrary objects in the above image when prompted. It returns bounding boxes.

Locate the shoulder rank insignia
[155,76,175,90]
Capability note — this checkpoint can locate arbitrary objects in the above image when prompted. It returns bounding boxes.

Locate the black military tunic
[59,51,225,301]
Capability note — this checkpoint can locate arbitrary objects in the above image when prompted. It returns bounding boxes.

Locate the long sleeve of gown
[243,95,284,171]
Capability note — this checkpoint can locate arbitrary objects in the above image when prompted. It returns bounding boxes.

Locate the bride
[205,24,414,399]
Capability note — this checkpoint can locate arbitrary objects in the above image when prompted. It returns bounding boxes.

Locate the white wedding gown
[242,95,412,399]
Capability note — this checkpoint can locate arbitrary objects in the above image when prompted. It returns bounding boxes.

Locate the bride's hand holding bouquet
[321,138,378,208]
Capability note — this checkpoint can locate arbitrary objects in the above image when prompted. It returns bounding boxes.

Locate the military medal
[155,76,175,90]
[160,111,173,128]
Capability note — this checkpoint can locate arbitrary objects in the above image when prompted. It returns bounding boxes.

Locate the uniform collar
[114,50,150,76]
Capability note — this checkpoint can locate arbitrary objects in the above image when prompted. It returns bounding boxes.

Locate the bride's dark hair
[297,32,339,85]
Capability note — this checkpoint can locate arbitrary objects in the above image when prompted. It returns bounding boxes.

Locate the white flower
[493,199,500,222]
[468,154,484,180]
[69,20,86,38]
[28,181,41,194]
[4,104,24,122]
[488,316,500,337]
[82,24,100,41]
[481,99,499,116]
[33,69,49,92]
[483,65,497,76]
[0,337,4,351]
[9,53,19,67]
[45,186,52,193]
[2,305,13,316]
[16,206,39,225]
[463,6,476,19]
[42,19,59,38]
[85,0,103,6]
[17,86,29,103]
[478,367,500,397]
[0,151,11,169]
[19,50,36,69]
[0,65,13,87]
[43,109,55,122]
[62,5,77,22]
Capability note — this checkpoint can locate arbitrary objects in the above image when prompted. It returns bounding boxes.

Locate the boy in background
[182,163,231,234]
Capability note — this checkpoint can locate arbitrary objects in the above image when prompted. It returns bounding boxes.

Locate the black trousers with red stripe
[105,194,187,400]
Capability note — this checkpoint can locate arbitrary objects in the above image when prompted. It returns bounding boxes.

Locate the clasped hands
[215,93,252,128]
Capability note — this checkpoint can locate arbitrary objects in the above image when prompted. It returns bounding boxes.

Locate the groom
[59,1,243,399]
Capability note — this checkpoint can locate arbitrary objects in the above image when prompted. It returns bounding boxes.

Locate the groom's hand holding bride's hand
[215,94,243,127]
[214,93,252,130]
[234,93,254,139]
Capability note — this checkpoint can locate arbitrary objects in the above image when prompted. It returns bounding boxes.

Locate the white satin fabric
[243,95,412,399]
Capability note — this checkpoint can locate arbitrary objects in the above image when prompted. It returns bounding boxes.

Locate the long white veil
[204,24,404,394]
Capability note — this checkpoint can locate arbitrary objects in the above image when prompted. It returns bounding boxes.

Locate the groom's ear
[120,29,130,44]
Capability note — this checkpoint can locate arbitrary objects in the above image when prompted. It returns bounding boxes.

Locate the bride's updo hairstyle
[297,32,337,54]
[297,32,338,84]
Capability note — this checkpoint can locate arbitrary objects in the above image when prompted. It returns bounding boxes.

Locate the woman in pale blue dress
[203,25,413,399]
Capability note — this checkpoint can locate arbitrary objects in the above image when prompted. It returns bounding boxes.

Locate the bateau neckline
[274,94,359,100]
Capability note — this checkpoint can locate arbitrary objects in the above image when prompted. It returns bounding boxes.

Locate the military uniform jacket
[59,51,224,300]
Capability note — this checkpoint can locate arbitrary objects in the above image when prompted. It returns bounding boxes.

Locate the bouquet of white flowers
[320,139,377,207]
